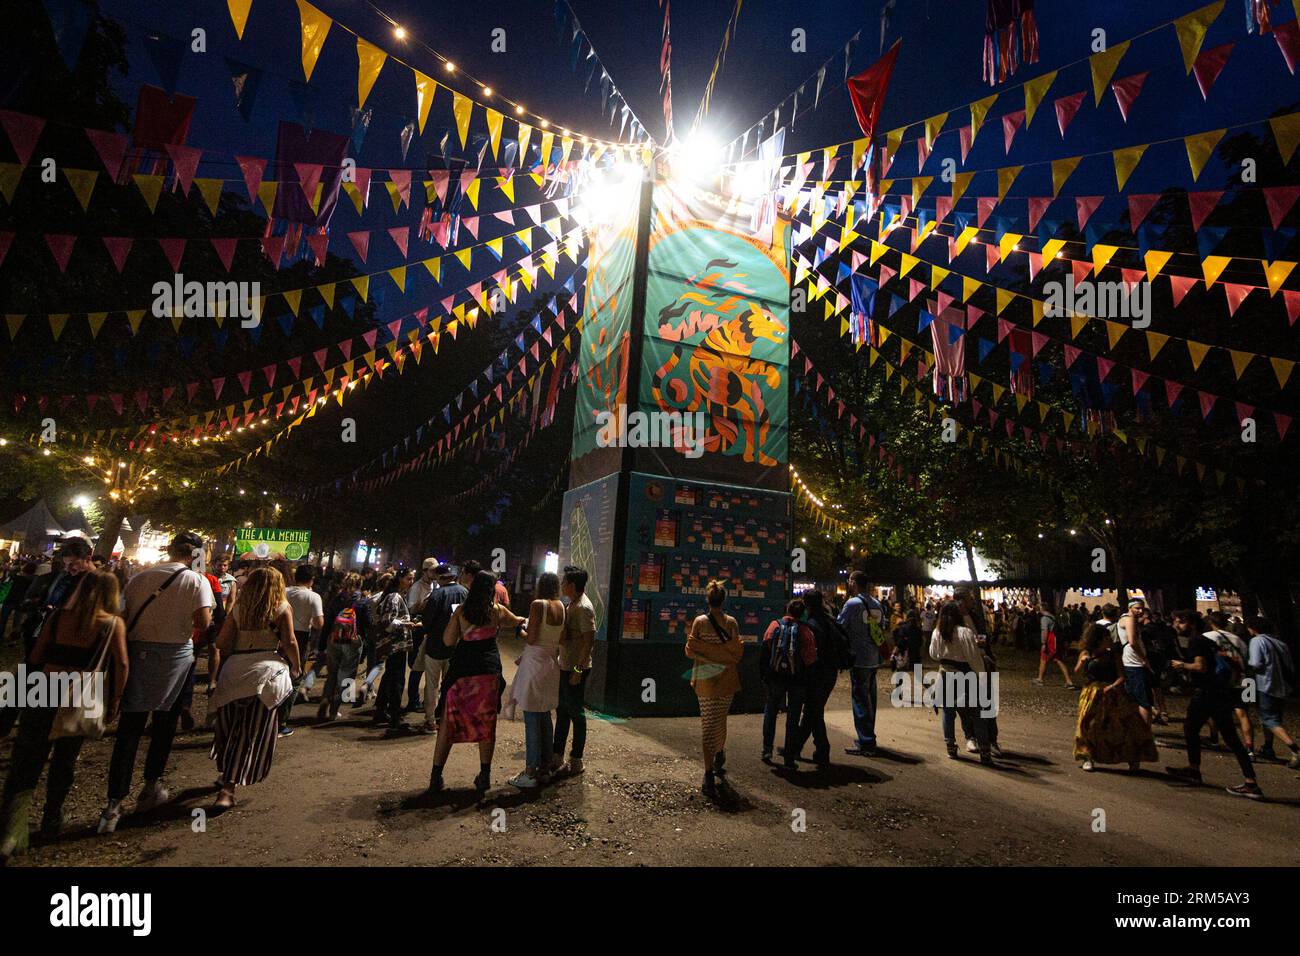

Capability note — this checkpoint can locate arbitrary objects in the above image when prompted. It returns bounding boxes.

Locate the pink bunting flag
[260,234,285,266]
[958,126,972,163]
[313,348,328,371]
[210,237,237,271]
[347,230,370,263]
[388,226,409,256]
[1198,391,1216,420]
[1027,196,1052,231]
[102,236,132,272]
[388,169,412,208]
[263,364,278,388]
[362,328,378,350]
[84,128,129,181]
[1234,402,1254,425]
[212,377,226,400]
[1063,344,1081,368]
[307,232,328,266]
[1075,196,1103,230]
[1002,110,1025,153]
[1096,357,1115,382]
[353,168,372,207]
[1127,193,1160,229]
[967,305,985,328]
[1120,268,1144,293]
[235,155,265,202]
[1223,283,1251,316]
[1192,43,1233,99]
[1110,72,1148,122]
[164,143,201,194]
[158,237,186,272]
[1030,331,1049,356]
[1284,289,1300,326]
[916,136,931,170]
[1054,91,1085,137]
[237,371,253,395]
[45,233,75,272]
[134,389,148,413]
[0,110,43,166]
[976,197,996,227]
[0,230,11,269]
[1070,259,1092,285]
[294,162,324,204]
[462,215,480,239]
[909,278,925,301]
[1263,185,1300,229]
[997,317,1014,343]
[878,264,896,286]
[1026,251,1043,281]
[936,291,954,314]
[1169,275,1196,308]
[186,382,199,402]
[1275,18,1300,73]
[1165,380,1183,406]
[339,338,353,360]
[1275,411,1292,440]
[934,195,952,223]
[1131,368,1149,394]
[1187,190,1223,231]
[430,170,450,204]
[986,243,1000,271]
[287,356,302,379]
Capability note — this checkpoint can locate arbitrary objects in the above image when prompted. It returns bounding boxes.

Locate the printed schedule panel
[621,472,792,643]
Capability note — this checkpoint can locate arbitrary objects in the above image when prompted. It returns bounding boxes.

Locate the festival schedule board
[620,473,791,644]
[233,528,311,561]
[557,473,617,644]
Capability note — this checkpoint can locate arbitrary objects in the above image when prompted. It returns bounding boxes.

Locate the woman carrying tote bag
[0,571,128,862]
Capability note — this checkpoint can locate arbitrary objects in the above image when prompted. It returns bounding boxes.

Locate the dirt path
[4,642,1298,867]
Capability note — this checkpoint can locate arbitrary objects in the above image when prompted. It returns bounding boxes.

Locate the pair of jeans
[944,705,989,752]
[322,641,361,717]
[849,666,878,748]
[405,648,423,708]
[107,700,183,801]
[553,671,589,760]
[795,669,838,762]
[376,649,407,724]
[524,710,554,770]
[0,705,86,850]
[1185,691,1253,778]
[762,678,807,759]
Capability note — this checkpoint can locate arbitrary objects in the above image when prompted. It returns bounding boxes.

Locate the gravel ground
[2,638,1298,867]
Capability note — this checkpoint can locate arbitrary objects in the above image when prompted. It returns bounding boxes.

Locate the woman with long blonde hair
[209,567,299,811]
[685,579,743,799]
[1,571,128,861]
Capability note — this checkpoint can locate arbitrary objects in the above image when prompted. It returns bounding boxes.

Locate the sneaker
[135,781,171,813]
[946,743,959,759]
[966,739,979,754]
[760,750,773,763]
[278,726,294,738]
[1031,678,1044,686]
[1128,761,1141,773]
[1287,752,1300,770]
[563,758,584,776]
[96,803,122,834]
[990,744,1005,758]
[39,809,68,838]
[1165,766,1202,783]
[1226,782,1263,800]
[508,772,539,790]
[417,721,435,735]
[979,752,993,766]
[701,774,719,799]
[1064,683,1077,690]
[1081,760,1095,772]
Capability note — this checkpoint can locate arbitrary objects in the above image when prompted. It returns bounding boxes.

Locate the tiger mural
[650,257,786,467]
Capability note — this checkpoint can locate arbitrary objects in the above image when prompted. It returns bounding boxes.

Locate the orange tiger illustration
[651,258,786,466]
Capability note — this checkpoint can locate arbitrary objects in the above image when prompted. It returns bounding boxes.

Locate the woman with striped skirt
[208,568,299,811]
[685,579,744,800]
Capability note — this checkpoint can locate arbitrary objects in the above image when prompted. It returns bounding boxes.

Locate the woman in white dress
[506,572,563,789]
[209,568,299,811]
[928,601,992,765]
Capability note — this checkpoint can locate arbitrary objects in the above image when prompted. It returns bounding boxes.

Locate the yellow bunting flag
[1031,299,1045,326]
[1270,112,1300,164]
[997,165,1023,201]
[464,178,481,209]
[1051,156,1080,197]
[1144,249,1173,281]
[869,239,887,265]
[1042,238,1065,262]
[388,266,406,292]
[1112,144,1146,190]
[356,38,387,107]
[924,113,948,148]
[1174,1,1226,72]
[518,123,533,164]
[1201,254,1230,286]
[999,233,1022,261]
[962,276,982,301]
[969,95,997,139]
[952,171,974,203]
[485,109,503,160]
[227,0,252,39]
[134,173,164,212]
[885,127,905,162]
[497,176,515,202]
[1090,40,1130,104]
[49,314,68,341]
[64,168,97,210]
[1023,71,1057,126]
[1266,260,1296,296]
[911,176,932,205]
[318,282,335,308]
[1070,312,1090,338]
[1092,244,1119,274]
[283,289,301,316]
[996,288,1014,315]
[87,312,107,337]
[1270,356,1295,388]
[1187,341,1211,370]
[1185,129,1225,181]
[899,253,920,277]
[487,237,504,258]
[454,248,472,270]
[296,0,332,83]
[423,257,441,283]
[452,92,473,147]
[126,310,145,334]
[1229,350,1254,379]
[1105,321,1127,349]
[0,163,21,203]
[413,71,437,133]
[195,178,223,215]
[350,275,369,302]
[931,265,950,287]
[258,180,277,216]
[954,225,978,257]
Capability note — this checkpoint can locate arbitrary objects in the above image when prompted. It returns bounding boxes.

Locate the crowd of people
[0,535,1296,861]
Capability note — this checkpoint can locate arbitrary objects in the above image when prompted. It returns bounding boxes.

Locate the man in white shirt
[283,564,325,729]
[1115,599,1153,725]
[101,532,213,834]
[403,559,440,711]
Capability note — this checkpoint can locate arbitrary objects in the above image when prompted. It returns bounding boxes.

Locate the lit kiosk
[558,136,792,716]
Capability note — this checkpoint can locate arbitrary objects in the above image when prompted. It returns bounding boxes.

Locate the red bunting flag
[1263,185,1300,229]
[164,143,201,194]
[1054,91,1085,137]
[1002,109,1025,153]
[84,128,129,181]
[1275,19,1300,74]
[1075,196,1103,229]
[159,237,186,272]
[0,230,11,269]
[1222,283,1251,316]
[0,110,43,166]
[210,237,237,271]
[387,226,409,256]
[1192,42,1232,99]
[1169,275,1197,308]
[235,155,265,202]
[1110,72,1147,121]
[347,230,370,262]
[847,41,901,144]
[45,233,75,272]
[260,234,285,266]
[1187,190,1223,230]
[1131,368,1149,393]
[1127,193,1160,229]
[1165,380,1183,406]
[1027,196,1052,230]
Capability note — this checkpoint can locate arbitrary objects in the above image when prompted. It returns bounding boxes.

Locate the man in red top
[760,598,818,770]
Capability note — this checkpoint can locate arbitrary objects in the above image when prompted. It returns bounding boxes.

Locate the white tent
[0,499,66,546]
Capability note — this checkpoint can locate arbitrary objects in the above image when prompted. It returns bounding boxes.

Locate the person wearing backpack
[1245,615,1300,769]
[685,579,744,798]
[791,589,849,770]
[1166,609,1262,799]
[1203,610,1254,755]
[760,598,817,770]
[317,574,369,722]
[838,571,890,757]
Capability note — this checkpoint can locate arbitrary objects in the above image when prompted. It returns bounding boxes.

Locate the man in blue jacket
[838,571,889,756]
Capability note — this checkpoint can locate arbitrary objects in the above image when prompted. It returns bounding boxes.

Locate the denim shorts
[1258,692,1286,730]
[1123,665,1152,709]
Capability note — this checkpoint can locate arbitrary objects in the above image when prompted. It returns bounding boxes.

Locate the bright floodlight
[72,495,90,509]
[669,130,722,185]
[573,161,642,229]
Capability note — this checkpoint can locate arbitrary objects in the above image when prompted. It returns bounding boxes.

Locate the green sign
[233,528,311,561]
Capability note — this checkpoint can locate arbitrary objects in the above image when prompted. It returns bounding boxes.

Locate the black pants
[107,699,183,801]
[1,706,85,824]
[278,632,311,726]
[794,669,837,762]
[377,650,406,724]
[762,678,807,759]
[553,670,589,760]
[405,648,423,707]
[1186,691,1253,778]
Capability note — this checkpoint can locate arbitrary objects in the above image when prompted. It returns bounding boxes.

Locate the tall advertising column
[559,142,792,716]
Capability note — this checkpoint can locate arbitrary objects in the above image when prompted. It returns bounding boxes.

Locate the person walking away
[281,564,324,732]
[506,572,564,789]
[0,572,128,861]
[416,565,466,734]
[792,589,849,770]
[838,572,889,757]
[928,602,992,764]
[553,566,595,777]
[685,579,743,796]
[427,571,527,795]
[1245,616,1299,768]
[956,589,1002,756]
[760,598,817,770]
[1034,604,1075,688]
[1165,609,1262,798]
[98,532,213,835]
[372,570,416,734]
[1072,623,1157,772]
[208,568,300,811]
[178,549,226,732]
[404,559,440,712]
[317,574,369,721]
[1203,611,1254,754]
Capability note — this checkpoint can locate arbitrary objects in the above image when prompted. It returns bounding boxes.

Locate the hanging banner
[233,527,312,561]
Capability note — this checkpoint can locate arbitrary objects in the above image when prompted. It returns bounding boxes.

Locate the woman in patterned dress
[427,570,527,795]
[685,579,743,799]
[1072,622,1157,772]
